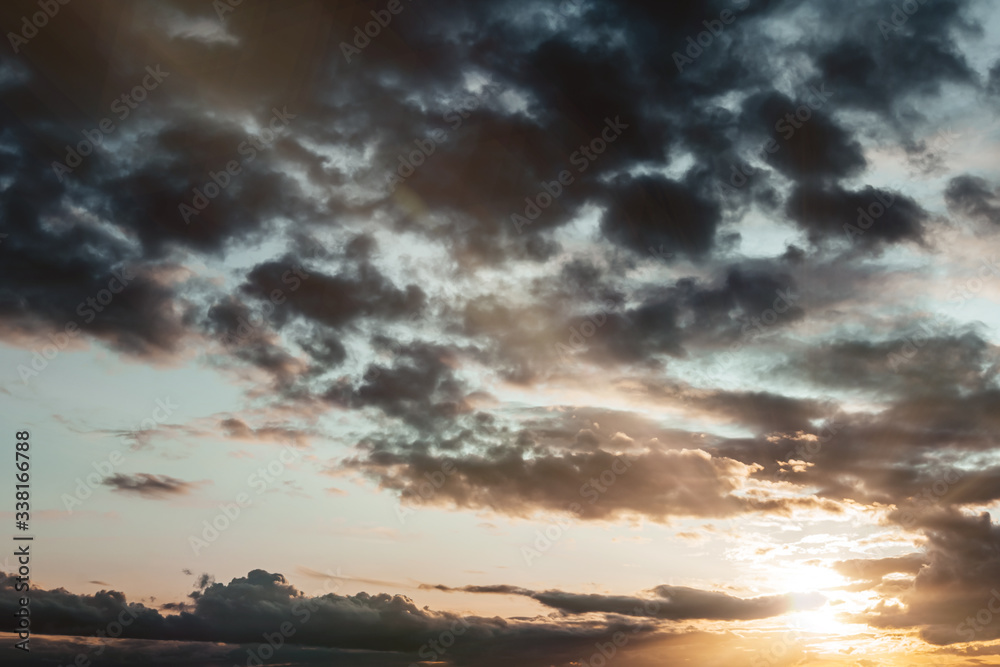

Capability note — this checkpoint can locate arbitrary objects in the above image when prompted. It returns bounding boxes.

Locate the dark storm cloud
[945,174,1000,225]
[241,252,415,328]
[427,583,823,621]
[203,294,314,391]
[209,325,309,391]
[709,394,1000,510]
[581,300,685,364]
[609,380,833,442]
[386,109,597,257]
[99,116,316,257]
[5,639,433,667]
[344,441,842,521]
[0,569,663,666]
[785,183,928,248]
[339,355,1000,525]
[693,389,830,435]
[599,173,721,260]
[0,3,295,359]
[329,1,742,263]
[805,0,975,112]
[2,0,999,658]
[328,342,471,431]
[204,296,267,344]
[102,473,200,498]
[552,265,803,366]
[990,59,1000,96]
[740,90,866,182]
[848,510,1000,646]
[0,79,193,357]
[833,554,927,583]
[778,332,997,397]
[0,0,326,254]
[453,257,800,385]
[671,266,805,345]
[0,0,969,370]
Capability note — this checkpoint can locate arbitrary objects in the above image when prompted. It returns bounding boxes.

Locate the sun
[771,562,868,639]
[775,561,846,595]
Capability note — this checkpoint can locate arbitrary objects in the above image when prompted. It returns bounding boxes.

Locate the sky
[1,0,1000,665]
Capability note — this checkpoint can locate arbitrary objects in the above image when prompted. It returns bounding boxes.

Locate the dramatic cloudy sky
[2,0,1000,664]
